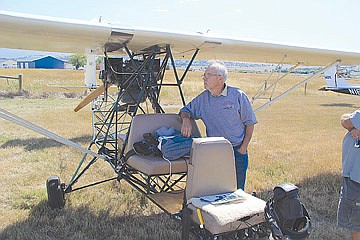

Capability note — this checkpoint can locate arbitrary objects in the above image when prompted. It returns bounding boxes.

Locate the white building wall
[0,60,17,68]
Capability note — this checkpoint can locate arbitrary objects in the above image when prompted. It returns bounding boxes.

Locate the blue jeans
[233,147,248,190]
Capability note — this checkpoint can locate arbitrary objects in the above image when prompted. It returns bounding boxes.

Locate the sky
[1,0,360,57]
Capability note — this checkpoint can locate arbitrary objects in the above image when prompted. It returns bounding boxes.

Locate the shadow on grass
[256,172,341,218]
[0,90,30,99]
[1,135,92,151]
[0,90,83,99]
[0,200,184,240]
[0,172,348,240]
[320,102,360,108]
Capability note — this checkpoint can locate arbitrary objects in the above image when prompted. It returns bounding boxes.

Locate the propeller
[74,55,114,112]
[74,85,105,112]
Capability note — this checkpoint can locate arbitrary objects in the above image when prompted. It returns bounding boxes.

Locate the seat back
[126,113,200,152]
[186,137,237,200]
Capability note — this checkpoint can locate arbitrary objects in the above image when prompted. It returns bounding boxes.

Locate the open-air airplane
[319,65,360,96]
[1,10,360,240]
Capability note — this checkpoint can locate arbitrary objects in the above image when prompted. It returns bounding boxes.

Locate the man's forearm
[341,114,354,131]
[241,124,254,149]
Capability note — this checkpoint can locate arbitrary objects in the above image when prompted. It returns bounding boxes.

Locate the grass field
[0,68,359,239]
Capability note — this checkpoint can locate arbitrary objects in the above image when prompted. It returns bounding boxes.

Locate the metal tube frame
[64,46,199,197]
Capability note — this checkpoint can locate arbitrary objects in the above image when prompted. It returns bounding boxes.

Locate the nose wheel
[46,176,65,209]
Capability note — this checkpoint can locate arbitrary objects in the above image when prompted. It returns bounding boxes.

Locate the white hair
[207,60,228,81]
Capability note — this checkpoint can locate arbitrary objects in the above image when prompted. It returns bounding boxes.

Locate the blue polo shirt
[342,109,360,183]
[179,85,257,146]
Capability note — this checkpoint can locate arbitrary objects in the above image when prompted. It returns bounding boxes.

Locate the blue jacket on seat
[155,127,197,161]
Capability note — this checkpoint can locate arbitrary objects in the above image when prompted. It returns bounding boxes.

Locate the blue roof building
[17,56,65,69]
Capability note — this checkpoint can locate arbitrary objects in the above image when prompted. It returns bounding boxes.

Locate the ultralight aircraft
[1,10,360,240]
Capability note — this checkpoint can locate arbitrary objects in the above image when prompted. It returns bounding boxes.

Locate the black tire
[46,176,65,209]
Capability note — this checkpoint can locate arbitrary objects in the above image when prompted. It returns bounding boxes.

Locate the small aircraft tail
[320,66,360,96]
[323,66,352,88]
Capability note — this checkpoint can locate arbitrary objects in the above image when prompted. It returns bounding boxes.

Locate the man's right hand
[181,118,192,138]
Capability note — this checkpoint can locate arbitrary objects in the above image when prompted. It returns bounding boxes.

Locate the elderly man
[338,109,360,240]
[179,60,257,190]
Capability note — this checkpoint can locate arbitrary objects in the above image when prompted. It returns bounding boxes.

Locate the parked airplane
[1,10,360,240]
[320,66,360,96]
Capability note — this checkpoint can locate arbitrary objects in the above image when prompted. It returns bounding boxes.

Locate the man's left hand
[237,145,247,154]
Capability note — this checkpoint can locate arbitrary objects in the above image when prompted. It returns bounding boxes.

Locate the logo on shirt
[223,101,235,110]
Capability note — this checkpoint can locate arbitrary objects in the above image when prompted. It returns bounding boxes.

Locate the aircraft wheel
[46,176,65,209]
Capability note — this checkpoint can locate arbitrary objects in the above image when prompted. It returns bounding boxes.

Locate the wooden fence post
[18,74,23,92]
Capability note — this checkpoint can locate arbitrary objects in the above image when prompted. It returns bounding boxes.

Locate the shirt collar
[220,84,228,96]
[210,84,227,97]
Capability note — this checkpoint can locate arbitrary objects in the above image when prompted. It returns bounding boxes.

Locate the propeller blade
[74,85,105,112]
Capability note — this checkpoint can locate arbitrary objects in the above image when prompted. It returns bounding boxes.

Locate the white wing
[1,10,360,66]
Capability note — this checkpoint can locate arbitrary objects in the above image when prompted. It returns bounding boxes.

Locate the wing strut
[252,62,301,102]
[254,60,340,113]
[0,108,105,159]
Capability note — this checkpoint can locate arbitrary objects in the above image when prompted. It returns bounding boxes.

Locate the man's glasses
[202,73,222,78]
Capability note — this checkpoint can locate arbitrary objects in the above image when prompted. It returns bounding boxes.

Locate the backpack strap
[124,149,136,162]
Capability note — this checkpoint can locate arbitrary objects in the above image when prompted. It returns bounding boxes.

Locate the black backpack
[264,183,311,239]
[125,133,162,160]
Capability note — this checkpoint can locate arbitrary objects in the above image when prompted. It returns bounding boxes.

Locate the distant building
[17,56,65,69]
[0,59,17,68]
[64,62,74,70]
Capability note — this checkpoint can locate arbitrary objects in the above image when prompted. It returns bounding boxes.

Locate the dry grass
[0,68,359,239]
